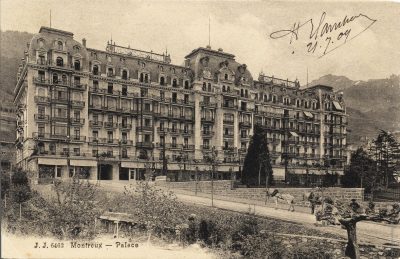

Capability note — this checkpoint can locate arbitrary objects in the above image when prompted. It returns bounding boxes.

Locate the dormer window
[93,65,99,75]
[224,74,228,80]
[57,41,63,51]
[56,57,63,67]
[74,60,80,71]
[122,70,128,80]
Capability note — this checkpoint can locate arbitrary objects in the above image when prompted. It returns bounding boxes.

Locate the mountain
[310,74,400,145]
[0,30,34,102]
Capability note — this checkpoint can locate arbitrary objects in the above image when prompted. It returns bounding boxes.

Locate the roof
[39,26,74,38]
[185,47,235,59]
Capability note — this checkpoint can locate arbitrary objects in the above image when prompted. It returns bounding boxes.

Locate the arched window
[224,74,228,80]
[122,148,128,158]
[227,86,231,92]
[184,80,189,89]
[53,73,59,83]
[208,83,211,92]
[144,74,149,83]
[93,65,99,75]
[122,70,128,80]
[240,89,244,97]
[202,82,206,91]
[74,60,80,70]
[160,76,165,86]
[57,41,63,51]
[56,57,63,67]
[222,85,226,92]
[172,79,177,87]
[107,68,113,77]
[245,90,248,98]
[62,75,67,84]
[140,73,144,82]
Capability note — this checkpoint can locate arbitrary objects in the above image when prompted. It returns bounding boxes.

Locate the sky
[1,0,399,85]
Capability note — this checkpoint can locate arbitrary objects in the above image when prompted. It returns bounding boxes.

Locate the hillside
[0,31,34,101]
[310,74,400,144]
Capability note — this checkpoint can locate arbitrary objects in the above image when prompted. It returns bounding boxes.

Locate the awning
[70,159,97,167]
[121,161,137,168]
[290,131,299,137]
[332,101,343,111]
[303,111,314,118]
[38,157,67,166]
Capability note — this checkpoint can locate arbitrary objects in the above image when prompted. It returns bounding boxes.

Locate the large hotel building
[14,27,347,184]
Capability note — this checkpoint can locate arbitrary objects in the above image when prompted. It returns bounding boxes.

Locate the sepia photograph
[1,0,399,258]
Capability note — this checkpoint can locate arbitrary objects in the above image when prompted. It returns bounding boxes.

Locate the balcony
[104,122,118,129]
[223,132,234,138]
[182,129,193,135]
[52,116,69,122]
[169,128,180,135]
[157,127,169,134]
[170,144,182,150]
[239,121,252,128]
[201,145,211,150]
[136,142,153,149]
[200,101,217,108]
[120,139,133,145]
[223,119,234,125]
[119,123,132,130]
[52,96,69,104]
[222,103,237,109]
[183,144,195,151]
[69,136,86,143]
[183,114,194,121]
[33,77,50,85]
[202,131,214,137]
[71,118,85,125]
[34,114,49,122]
[89,121,103,128]
[70,83,87,91]
[32,132,66,141]
[136,126,153,132]
[34,96,51,104]
[201,116,214,123]
[223,146,236,152]
[70,100,85,108]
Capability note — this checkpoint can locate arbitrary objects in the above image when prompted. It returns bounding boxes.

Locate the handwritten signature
[270,12,377,58]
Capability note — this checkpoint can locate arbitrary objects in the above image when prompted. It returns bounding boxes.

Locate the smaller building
[0,102,16,171]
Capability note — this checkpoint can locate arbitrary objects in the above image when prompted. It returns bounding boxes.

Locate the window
[53,73,59,83]
[73,147,80,156]
[122,117,128,127]
[160,76,165,85]
[57,41,63,51]
[184,94,189,104]
[56,57,63,67]
[38,106,45,117]
[107,68,113,77]
[184,80,189,89]
[74,111,80,122]
[93,81,98,90]
[225,74,228,80]
[184,138,188,147]
[160,91,165,100]
[38,55,45,65]
[144,103,151,112]
[38,124,45,137]
[108,115,113,123]
[122,148,128,158]
[74,60,80,70]
[144,134,151,143]
[172,79,177,87]
[38,70,45,81]
[140,73,144,82]
[93,65,99,75]
[122,132,127,143]
[203,139,209,148]
[202,82,206,91]
[208,83,211,92]
[122,85,127,96]
[172,137,177,147]
[172,92,177,103]
[245,90,248,98]
[122,70,128,80]
[107,131,113,142]
[160,136,165,145]
[144,119,151,127]
[92,131,98,141]
[74,76,80,86]
[108,83,113,94]
[140,88,148,97]
[144,74,149,83]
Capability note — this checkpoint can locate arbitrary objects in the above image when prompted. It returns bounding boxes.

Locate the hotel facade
[14,27,347,184]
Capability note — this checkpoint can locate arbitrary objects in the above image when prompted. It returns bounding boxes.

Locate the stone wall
[155,179,364,207]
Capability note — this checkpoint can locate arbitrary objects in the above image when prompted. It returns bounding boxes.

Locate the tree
[342,148,376,192]
[369,130,400,188]
[10,169,32,219]
[45,177,100,239]
[242,124,273,186]
[316,199,399,259]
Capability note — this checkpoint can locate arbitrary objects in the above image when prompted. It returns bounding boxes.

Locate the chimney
[82,38,86,47]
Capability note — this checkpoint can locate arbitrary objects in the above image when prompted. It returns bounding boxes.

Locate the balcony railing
[34,114,49,121]
[70,84,87,91]
[136,142,153,148]
[200,101,217,108]
[33,77,50,85]
[71,118,85,125]
[104,122,118,128]
[202,131,214,137]
[239,121,252,127]
[32,132,66,140]
[136,126,153,132]
[89,121,103,128]
[119,123,132,129]
[70,100,85,107]
[34,96,51,103]
[183,144,195,151]
[223,119,234,125]
[52,116,69,122]
[201,145,211,150]
[201,116,214,123]
[70,136,86,142]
